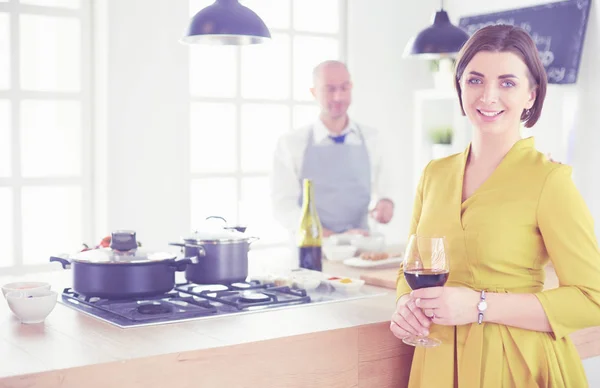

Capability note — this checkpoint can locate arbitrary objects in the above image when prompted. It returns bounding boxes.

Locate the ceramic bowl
[323,245,358,261]
[2,281,51,298]
[6,289,58,324]
[326,277,365,293]
[325,233,355,245]
[290,271,325,291]
[350,233,386,252]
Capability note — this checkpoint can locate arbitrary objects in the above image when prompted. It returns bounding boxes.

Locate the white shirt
[270,118,396,233]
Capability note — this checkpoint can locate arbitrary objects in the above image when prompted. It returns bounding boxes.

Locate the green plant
[429,58,457,73]
[429,127,453,145]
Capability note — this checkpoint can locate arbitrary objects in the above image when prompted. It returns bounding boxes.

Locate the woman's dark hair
[454,24,547,128]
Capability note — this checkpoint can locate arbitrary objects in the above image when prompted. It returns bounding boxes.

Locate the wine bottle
[297,179,323,271]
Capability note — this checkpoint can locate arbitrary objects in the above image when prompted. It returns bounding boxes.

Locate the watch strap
[477,290,487,325]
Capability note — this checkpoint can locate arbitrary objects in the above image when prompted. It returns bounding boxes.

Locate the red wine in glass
[404,269,449,290]
[402,235,449,348]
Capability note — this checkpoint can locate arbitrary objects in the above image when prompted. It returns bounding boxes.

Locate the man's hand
[370,198,394,224]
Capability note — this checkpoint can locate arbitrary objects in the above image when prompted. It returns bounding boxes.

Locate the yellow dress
[396,137,600,388]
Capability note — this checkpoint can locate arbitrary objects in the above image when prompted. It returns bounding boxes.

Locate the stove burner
[175,283,311,311]
[137,303,174,315]
[231,282,251,289]
[239,292,271,303]
[59,280,317,328]
[190,284,228,293]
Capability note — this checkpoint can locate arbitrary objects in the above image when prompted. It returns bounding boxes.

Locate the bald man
[271,60,395,239]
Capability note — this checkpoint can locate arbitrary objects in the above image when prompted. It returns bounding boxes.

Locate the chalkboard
[458,0,591,84]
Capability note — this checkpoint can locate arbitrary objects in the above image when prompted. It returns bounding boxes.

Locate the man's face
[311,64,353,120]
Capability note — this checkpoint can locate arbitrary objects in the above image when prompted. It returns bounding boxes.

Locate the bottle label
[299,246,322,271]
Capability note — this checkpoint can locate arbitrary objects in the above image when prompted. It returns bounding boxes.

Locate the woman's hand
[410,287,480,326]
[390,295,432,340]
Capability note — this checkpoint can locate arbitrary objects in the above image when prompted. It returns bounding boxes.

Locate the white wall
[93,0,191,250]
[347,0,438,243]
[583,355,600,386]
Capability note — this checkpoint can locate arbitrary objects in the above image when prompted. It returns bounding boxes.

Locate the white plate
[343,256,403,269]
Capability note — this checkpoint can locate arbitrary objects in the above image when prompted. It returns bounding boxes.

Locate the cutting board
[360,268,398,290]
[360,264,559,291]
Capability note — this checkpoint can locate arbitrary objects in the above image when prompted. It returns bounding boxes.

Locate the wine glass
[402,234,449,348]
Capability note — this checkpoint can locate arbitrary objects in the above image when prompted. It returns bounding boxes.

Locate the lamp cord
[441,0,444,10]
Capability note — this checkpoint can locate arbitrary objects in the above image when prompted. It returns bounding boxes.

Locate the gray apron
[298,126,372,233]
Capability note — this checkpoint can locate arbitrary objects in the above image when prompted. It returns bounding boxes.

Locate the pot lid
[184,227,252,243]
[72,230,176,264]
[183,217,256,243]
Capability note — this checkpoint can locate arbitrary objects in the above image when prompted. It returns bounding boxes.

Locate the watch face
[478,300,488,312]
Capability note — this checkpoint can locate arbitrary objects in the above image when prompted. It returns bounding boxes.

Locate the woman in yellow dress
[390,24,600,387]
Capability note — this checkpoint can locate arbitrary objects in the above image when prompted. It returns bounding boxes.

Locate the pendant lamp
[181,0,271,45]
[404,0,469,58]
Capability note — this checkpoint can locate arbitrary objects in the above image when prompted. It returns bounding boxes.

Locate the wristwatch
[477,290,487,324]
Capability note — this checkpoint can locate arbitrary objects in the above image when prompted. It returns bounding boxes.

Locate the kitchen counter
[2,251,600,388]
[0,255,412,388]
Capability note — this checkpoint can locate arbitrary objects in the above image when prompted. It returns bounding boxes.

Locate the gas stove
[59,280,384,328]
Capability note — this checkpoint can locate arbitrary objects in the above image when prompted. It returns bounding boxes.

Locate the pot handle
[246,237,260,252]
[168,242,206,257]
[50,256,72,269]
[185,243,206,257]
[169,257,194,272]
[205,215,227,225]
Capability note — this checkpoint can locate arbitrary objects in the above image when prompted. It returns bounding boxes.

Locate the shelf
[412,88,470,190]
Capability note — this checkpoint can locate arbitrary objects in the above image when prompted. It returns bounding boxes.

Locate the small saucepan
[170,224,258,285]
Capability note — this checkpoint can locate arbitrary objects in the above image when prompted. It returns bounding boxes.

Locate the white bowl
[2,281,51,298]
[326,233,356,245]
[327,277,365,293]
[351,233,386,252]
[323,245,358,261]
[290,271,325,291]
[6,289,58,324]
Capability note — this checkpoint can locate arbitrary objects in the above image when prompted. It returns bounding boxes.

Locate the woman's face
[460,50,537,135]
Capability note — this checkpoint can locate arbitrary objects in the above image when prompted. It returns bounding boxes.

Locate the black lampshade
[181,0,271,45]
[404,10,469,59]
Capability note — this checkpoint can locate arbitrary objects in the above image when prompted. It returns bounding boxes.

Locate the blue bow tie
[329,133,347,144]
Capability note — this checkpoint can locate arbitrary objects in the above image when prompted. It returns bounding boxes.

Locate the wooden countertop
[0,257,399,383]
[2,251,600,387]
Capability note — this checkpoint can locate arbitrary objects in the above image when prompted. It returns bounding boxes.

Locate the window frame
[0,0,93,270]
[187,0,348,248]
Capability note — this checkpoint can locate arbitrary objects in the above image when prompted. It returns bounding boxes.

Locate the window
[0,0,91,269]
[188,0,346,246]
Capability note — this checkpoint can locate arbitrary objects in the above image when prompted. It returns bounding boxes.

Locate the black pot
[170,235,258,285]
[50,230,194,299]
[50,256,193,299]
